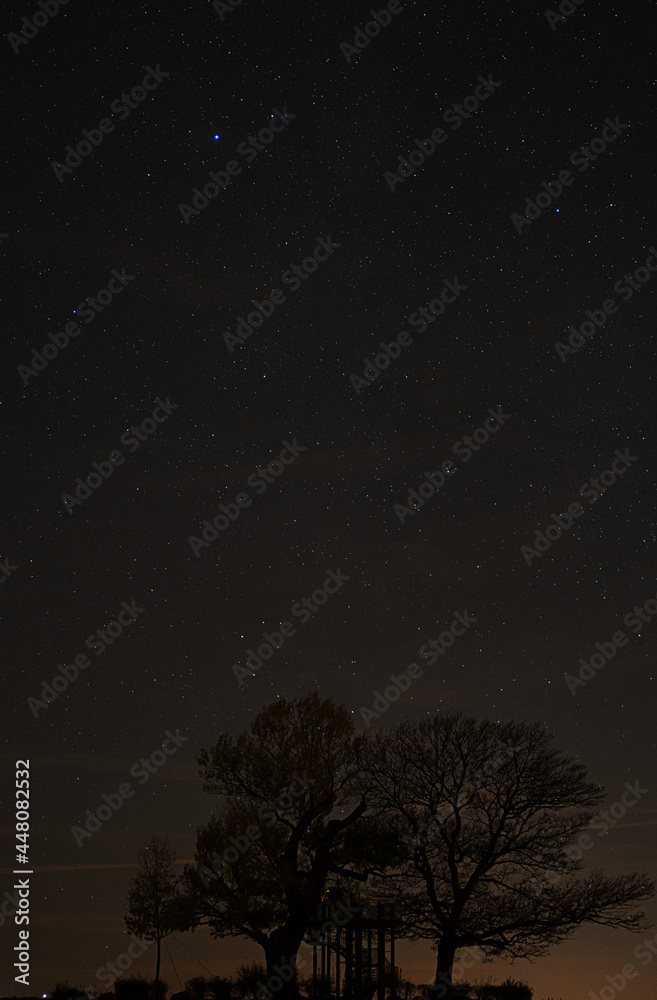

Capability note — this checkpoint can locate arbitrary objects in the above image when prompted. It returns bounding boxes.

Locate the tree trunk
[429,935,457,999]
[155,937,161,991]
[262,935,304,1000]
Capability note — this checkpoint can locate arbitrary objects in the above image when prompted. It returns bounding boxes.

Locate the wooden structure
[308,897,397,1000]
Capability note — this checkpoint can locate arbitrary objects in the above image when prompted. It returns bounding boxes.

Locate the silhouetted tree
[179,693,397,1000]
[362,713,654,995]
[125,835,184,991]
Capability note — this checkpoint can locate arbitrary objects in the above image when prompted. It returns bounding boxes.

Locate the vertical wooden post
[355,914,363,999]
[344,921,353,1000]
[327,918,332,1000]
[321,913,326,999]
[377,903,386,1000]
[390,904,396,997]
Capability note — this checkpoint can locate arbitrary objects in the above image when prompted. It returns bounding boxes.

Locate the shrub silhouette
[417,978,534,1000]
[50,982,87,1000]
[184,977,232,1000]
[473,980,533,1000]
[113,975,168,1000]
[233,963,268,998]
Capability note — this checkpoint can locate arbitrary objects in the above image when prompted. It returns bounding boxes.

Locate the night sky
[2,0,656,997]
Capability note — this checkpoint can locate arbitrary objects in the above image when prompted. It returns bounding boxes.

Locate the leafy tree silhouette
[125,835,189,994]
[178,693,397,1000]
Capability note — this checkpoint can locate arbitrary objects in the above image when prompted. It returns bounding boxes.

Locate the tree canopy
[133,699,653,998]
[360,713,654,989]
[125,835,186,990]
[180,692,396,997]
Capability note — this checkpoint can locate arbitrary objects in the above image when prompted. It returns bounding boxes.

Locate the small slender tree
[124,835,183,992]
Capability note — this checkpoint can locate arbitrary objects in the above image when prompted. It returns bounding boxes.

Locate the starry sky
[2,0,656,997]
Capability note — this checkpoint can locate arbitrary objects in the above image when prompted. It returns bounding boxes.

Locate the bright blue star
[213,134,221,140]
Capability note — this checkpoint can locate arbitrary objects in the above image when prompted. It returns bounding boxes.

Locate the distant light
[213,134,221,139]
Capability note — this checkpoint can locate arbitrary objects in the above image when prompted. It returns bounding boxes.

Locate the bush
[417,980,533,1000]
[114,977,149,1000]
[184,977,232,1000]
[114,976,168,1000]
[495,979,533,1000]
[471,979,533,1000]
[50,983,88,1000]
[185,980,207,999]
[234,964,267,998]
[207,977,233,1000]
[419,984,474,1000]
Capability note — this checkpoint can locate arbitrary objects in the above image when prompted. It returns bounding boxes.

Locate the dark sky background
[2,0,656,996]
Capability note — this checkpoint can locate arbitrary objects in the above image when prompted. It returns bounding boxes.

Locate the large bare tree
[362,713,654,993]
[180,693,395,999]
